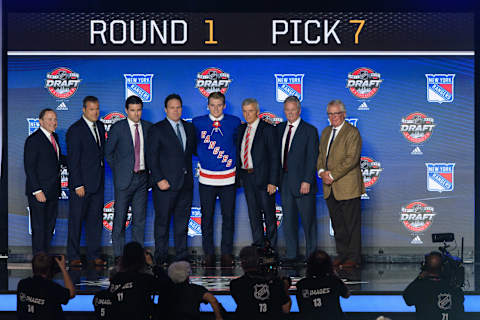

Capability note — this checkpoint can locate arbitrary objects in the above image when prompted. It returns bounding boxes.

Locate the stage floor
[4,260,478,293]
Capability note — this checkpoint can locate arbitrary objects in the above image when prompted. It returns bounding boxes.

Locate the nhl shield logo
[425,163,455,192]
[425,74,455,103]
[274,74,304,102]
[124,74,153,102]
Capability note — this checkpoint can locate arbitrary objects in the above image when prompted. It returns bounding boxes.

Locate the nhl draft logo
[195,67,232,98]
[101,112,126,138]
[347,67,383,99]
[328,117,358,127]
[437,293,452,310]
[274,74,304,102]
[426,163,455,192]
[45,67,81,99]
[188,207,202,237]
[361,156,383,188]
[259,112,283,126]
[400,201,435,234]
[102,201,132,232]
[401,112,435,155]
[59,165,69,200]
[27,118,40,135]
[253,284,270,301]
[425,74,455,103]
[124,74,154,102]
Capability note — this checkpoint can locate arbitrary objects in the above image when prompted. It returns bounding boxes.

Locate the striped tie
[243,125,252,168]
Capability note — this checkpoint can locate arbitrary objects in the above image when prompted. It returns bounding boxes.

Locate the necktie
[50,133,58,156]
[92,123,101,147]
[176,123,184,151]
[134,124,140,172]
[243,125,252,169]
[325,128,336,170]
[283,124,293,171]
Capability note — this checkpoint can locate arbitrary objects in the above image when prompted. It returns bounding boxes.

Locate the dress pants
[112,172,148,258]
[67,187,104,261]
[199,183,236,255]
[280,173,317,260]
[28,194,59,255]
[326,192,362,263]
[240,170,277,248]
[152,184,193,263]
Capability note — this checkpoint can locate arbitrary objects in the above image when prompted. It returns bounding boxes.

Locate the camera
[257,241,279,277]
[47,255,62,278]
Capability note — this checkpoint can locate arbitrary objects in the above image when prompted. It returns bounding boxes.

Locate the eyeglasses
[327,111,344,117]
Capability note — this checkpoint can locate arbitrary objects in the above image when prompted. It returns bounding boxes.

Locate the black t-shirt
[230,272,290,320]
[108,270,172,320]
[295,275,348,320]
[92,289,114,320]
[170,282,208,320]
[17,275,70,320]
[403,275,465,320]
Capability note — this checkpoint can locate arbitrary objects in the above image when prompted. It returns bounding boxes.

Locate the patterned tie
[283,124,293,171]
[134,123,140,172]
[50,133,58,156]
[243,125,252,169]
[92,123,101,147]
[325,128,336,170]
[176,123,184,151]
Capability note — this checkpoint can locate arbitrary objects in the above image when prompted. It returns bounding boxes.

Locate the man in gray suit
[105,95,153,261]
[277,96,319,265]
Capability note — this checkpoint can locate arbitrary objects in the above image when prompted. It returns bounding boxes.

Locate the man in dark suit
[236,98,280,249]
[317,100,364,268]
[146,94,196,264]
[277,96,319,265]
[24,108,64,254]
[66,96,106,267]
[105,95,152,261]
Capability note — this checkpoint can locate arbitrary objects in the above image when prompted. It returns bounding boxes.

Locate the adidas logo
[357,102,369,110]
[411,235,423,244]
[56,102,68,110]
[361,193,370,200]
[411,147,423,155]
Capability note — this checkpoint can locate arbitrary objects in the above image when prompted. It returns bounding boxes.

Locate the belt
[133,170,146,174]
[242,168,254,174]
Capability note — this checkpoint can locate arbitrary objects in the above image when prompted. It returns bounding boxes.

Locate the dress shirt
[82,115,101,146]
[318,120,345,180]
[281,117,301,166]
[240,118,260,169]
[166,117,186,151]
[127,118,145,170]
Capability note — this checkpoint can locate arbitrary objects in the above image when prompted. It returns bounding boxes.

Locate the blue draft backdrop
[7,56,475,257]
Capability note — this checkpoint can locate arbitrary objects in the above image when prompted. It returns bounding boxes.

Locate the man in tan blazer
[317,99,365,268]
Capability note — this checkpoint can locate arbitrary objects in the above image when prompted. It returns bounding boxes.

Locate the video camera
[423,233,465,288]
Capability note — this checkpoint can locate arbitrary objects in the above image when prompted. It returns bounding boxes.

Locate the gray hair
[326,99,346,112]
[241,98,259,112]
[283,96,301,110]
[168,261,191,284]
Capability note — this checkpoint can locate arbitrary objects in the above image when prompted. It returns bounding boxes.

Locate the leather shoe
[93,258,107,267]
[221,254,234,268]
[281,258,298,267]
[341,260,360,269]
[204,254,216,268]
[69,259,82,267]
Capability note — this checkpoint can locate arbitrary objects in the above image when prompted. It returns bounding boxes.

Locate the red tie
[50,134,58,155]
[243,125,252,168]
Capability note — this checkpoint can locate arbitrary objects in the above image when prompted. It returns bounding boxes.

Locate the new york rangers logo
[425,163,455,192]
[27,118,40,135]
[274,74,304,102]
[188,207,202,237]
[124,74,153,102]
[425,74,455,103]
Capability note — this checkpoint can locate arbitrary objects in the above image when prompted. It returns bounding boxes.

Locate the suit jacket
[236,120,280,188]
[66,117,105,194]
[277,119,319,197]
[105,119,153,190]
[24,129,64,200]
[317,121,365,200]
[146,118,196,192]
